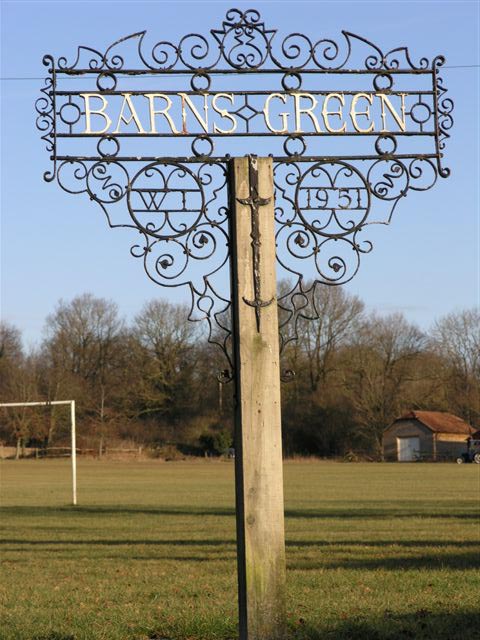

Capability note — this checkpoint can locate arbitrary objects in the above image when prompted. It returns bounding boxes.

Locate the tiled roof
[396,411,474,435]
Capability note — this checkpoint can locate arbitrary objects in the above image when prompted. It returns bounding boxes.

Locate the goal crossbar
[0,400,77,505]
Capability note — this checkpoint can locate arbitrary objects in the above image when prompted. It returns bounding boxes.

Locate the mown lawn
[0,459,479,639]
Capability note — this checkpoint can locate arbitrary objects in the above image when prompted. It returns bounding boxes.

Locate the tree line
[1,287,478,459]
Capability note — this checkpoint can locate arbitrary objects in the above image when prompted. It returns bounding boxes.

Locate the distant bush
[147,443,186,461]
[199,429,233,456]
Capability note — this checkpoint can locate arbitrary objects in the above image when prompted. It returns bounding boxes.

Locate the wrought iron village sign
[36,9,453,640]
[37,10,452,166]
[35,10,453,324]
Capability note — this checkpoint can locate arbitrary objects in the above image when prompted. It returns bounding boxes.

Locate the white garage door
[397,437,420,461]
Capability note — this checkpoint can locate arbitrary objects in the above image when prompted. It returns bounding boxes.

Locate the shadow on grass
[2,537,479,549]
[287,539,480,549]
[289,609,480,640]
[3,538,479,570]
[0,538,235,546]
[32,634,75,640]
[1,504,478,520]
[26,611,480,640]
[289,549,480,571]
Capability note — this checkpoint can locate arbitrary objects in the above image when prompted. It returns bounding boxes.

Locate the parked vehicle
[456,438,480,463]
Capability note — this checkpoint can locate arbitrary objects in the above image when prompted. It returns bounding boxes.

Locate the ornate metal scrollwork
[274,155,440,352]
[55,156,233,369]
[36,8,453,376]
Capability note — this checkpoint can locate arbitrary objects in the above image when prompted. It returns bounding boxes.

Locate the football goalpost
[0,400,77,505]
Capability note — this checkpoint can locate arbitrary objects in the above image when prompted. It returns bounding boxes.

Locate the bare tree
[42,294,124,450]
[6,289,475,458]
[0,322,23,364]
[0,322,41,456]
[281,283,364,392]
[430,308,480,426]
[303,285,364,392]
[128,300,200,428]
[343,313,426,457]
[278,282,364,456]
[44,293,122,380]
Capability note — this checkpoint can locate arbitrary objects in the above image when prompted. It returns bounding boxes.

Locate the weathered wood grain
[229,156,287,640]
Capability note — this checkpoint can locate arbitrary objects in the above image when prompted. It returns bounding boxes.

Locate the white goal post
[0,400,77,505]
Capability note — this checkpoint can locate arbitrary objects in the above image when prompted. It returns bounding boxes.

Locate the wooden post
[229,156,287,640]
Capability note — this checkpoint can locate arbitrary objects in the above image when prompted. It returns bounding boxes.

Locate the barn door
[397,437,420,461]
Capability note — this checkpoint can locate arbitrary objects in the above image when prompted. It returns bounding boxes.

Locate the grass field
[0,459,479,640]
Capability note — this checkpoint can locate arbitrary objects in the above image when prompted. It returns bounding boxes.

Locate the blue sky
[1,0,479,347]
